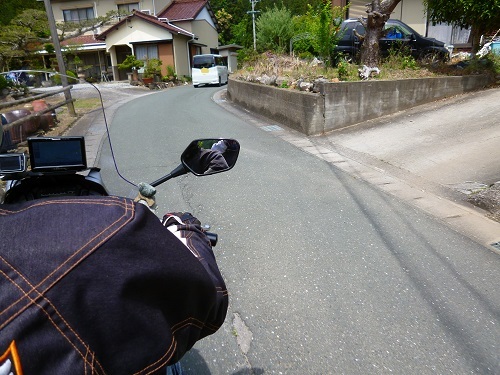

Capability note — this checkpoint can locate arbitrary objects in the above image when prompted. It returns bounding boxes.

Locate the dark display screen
[0,154,25,173]
[28,137,87,172]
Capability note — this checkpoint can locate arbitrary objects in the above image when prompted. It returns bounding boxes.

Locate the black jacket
[0,196,228,374]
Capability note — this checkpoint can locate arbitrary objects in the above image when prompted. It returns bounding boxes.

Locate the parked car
[335,19,451,63]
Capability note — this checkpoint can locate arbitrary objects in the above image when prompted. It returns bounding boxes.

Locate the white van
[192,54,228,88]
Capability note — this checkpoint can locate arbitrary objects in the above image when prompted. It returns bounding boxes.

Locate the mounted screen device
[0,153,27,174]
[28,136,87,173]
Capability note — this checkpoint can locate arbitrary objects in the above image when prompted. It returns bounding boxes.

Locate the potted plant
[143,58,162,84]
[117,55,144,82]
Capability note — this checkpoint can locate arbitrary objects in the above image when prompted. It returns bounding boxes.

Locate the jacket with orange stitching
[0,196,228,374]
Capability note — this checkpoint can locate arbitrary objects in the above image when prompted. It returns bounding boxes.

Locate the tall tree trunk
[360,0,402,67]
[470,24,485,54]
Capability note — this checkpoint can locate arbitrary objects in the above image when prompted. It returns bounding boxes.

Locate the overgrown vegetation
[234,49,500,87]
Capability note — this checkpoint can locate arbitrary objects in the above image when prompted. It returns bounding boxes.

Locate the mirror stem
[150,164,187,187]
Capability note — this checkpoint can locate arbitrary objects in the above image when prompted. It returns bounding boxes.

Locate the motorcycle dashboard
[28,136,87,173]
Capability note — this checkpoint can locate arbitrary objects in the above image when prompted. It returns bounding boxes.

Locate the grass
[74,97,102,110]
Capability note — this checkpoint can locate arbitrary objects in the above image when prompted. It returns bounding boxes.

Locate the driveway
[318,87,500,188]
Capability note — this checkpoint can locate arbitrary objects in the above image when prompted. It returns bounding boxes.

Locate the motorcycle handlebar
[206,232,218,247]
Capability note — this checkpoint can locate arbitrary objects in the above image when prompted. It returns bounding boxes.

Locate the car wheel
[193,84,199,88]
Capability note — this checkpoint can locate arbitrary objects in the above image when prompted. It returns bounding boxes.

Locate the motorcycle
[0,70,240,245]
[0,70,239,374]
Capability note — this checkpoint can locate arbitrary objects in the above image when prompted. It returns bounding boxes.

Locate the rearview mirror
[181,138,240,176]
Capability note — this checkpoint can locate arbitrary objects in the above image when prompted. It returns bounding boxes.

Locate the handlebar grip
[206,232,218,247]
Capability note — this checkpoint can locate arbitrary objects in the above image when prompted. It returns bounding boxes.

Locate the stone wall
[227,75,492,136]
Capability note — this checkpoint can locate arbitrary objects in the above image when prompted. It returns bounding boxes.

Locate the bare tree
[359,0,402,67]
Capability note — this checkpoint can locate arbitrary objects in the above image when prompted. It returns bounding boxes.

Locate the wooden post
[42,0,77,117]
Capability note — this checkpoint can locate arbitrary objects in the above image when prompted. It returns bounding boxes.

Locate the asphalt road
[96,85,500,374]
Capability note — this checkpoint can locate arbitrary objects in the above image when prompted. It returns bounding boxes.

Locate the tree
[359,0,402,67]
[210,0,326,47]
[232,18,253,48]
[0,8,119,70]
[55,11,120,42]
[0,9,49,70]
[0,0,44,26]
[425,0,500,52]
[215,8,233,45]
[292,3,346,65]
[256,5,294,53]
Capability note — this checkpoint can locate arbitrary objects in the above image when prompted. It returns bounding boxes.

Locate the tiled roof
[96,10,193,40]
[158,0,207,21]
[61,35,104,46]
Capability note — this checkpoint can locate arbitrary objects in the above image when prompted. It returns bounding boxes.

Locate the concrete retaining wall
[226,79,325,135]
[227,75,492,136]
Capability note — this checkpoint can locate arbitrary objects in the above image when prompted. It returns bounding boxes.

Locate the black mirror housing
[181,139,240,176]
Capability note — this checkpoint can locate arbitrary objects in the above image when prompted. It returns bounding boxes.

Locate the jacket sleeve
[72,202,229,373]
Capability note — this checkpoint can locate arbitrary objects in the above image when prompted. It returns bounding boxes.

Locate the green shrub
[53,70,78,85]
[117,55,144,71]
[383,43,418,70]
[237,48,260,69]
[337,59,350,81]
[0,75,8,91]
[298,52,314,61]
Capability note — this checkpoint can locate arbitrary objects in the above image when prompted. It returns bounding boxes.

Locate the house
[332,0,471,49]
[47,0,220,81]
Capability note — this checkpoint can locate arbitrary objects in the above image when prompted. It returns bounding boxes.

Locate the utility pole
[42,0,76,116]
[247,0,260,50]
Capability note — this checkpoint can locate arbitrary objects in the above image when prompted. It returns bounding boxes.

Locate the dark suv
[335,18,451,63]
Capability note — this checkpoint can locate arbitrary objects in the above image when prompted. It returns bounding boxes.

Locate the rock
[309,57,324,67]
[299,81,313,91]
[312,78,330,93]
[246,74,258,83]
[467,182,500,222]
[259,74,277,86]
[358,65,381,80]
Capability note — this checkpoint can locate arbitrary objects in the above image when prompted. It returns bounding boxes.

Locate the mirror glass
[181,139,240,176]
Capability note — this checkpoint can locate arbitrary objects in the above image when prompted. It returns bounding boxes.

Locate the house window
[63,7,95,22]
[117,3,139,14]
[135,45,159,61]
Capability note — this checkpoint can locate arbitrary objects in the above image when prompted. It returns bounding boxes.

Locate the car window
[338,23,355,40]
[354,24,366,36]
[383,23,412,39]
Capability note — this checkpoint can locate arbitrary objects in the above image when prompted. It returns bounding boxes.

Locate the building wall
[191,20,219,54]
[104,17,173,49]
[158,43,174,76]
[173,37,190,77]
[50,0,172,21]
[171,19,218,55]
[347,0,427,35]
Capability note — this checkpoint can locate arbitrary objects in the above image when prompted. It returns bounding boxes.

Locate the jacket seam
[0,198,134,321]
